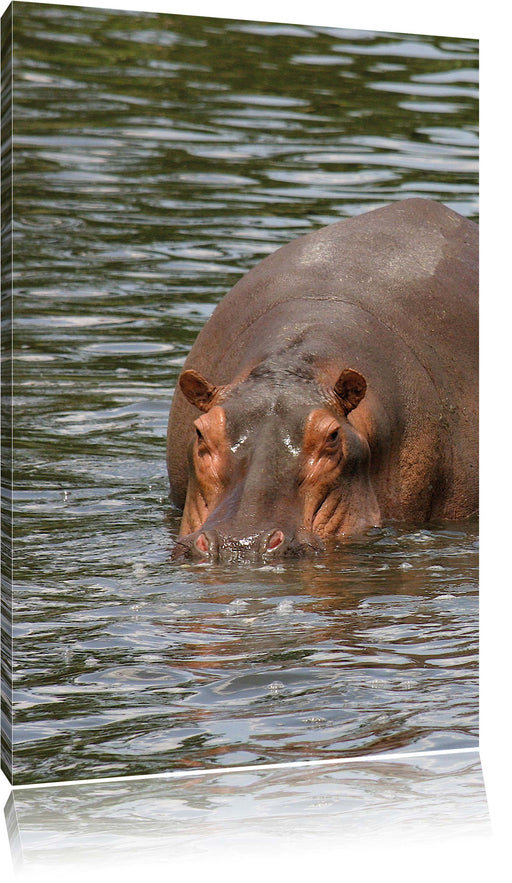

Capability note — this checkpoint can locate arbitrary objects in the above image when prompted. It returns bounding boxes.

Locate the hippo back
[167,199,478,511]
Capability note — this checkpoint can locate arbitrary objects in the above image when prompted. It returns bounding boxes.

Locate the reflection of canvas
[1,1,478,789]
[5,752,489,874]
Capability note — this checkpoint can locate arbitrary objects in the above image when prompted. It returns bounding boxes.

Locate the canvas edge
[1,0,14,786]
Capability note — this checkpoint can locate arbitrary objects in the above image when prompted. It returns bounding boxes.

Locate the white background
[1,1,509,880]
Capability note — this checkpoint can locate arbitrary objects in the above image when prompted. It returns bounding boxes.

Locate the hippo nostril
[265,529,285,553]
[195,532,211,556]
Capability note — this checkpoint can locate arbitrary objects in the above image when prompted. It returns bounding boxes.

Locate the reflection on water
[5,750,489,876]
[8,3,478,785]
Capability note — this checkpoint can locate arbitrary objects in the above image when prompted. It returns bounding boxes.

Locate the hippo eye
[195,426,206,445]
[323,427,342,457]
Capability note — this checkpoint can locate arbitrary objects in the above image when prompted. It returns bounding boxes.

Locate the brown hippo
[167,198,478,562]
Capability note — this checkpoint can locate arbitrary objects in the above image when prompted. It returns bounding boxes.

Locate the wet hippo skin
[167,198,478,562]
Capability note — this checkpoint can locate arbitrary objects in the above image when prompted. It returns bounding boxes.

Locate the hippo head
[172,359,381,563]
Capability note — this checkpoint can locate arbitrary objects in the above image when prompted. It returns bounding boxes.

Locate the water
[7,3,478,785]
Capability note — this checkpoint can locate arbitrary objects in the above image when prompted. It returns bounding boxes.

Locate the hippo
[167,198,478,563]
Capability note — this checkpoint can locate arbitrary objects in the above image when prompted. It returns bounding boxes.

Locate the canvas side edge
[1,0,14,786]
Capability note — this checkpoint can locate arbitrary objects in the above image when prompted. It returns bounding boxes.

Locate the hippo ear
[334,368,367,414]
[179,369,224,412]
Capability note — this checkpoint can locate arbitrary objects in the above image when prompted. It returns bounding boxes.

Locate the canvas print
[1,1,478,788]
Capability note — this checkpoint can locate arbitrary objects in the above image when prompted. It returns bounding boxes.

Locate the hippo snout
[171,527,324,563]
